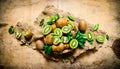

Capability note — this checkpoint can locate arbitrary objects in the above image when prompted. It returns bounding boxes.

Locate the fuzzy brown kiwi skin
[51,24,56,32]
[52,43,69,52]
[24,30,33,40]
[44,34,53,45]
[78,19,87,33]
[71,31,77,38]
[56,18,68,28]
[70,25,78,38]
[74,25,78,32]
[36,40,44,50]
[52,43,64,51]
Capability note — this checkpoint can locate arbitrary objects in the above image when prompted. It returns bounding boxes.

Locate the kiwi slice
[62,26,71,34]
[86,31,94,41]
[54,28,62,37]
[9,26,14,34]
[68,21,74,30]
[42,25,52,35]
[96,35,105,43]
[68,15,75,21]
[61,36,69,43]
[24,30,33,40]
[53,36,61,45]
[15,31,22,39]
[69,39,78,49]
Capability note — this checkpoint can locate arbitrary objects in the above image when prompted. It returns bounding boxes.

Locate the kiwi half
[62,26,71,34]
[24,30,33,40]
[15,31,22,39]
[86,31,94,41]
[96,35,105,43]
[42,25,52,35]
[53,36,61,45]
[68,21,74,30]
[69,39,78,49]
[54,28,62,37]
[61,36,69,43]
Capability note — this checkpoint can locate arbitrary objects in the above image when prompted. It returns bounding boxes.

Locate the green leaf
[78,39,86,43]
[75,30,87,48]
[78,42,84,48]
[67,36,72,41]
[68,32,72,36]
[93,24,99,31]
[68,15,75,21]
[67,32,73,41]
[47,14,59,22]
[75,30,81,39]
[106,34,110,40]
[45,46,52,55]
[42,45,48,50]
[40,19,44,26]
[8,26,14,34]
[89,40,93,45]
[43,45,52,55]
[47,21,54,25]
[54,13,59,20]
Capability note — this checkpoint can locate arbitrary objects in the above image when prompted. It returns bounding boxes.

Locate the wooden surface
[0,0,120,69]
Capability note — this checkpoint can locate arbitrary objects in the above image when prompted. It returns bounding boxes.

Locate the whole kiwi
[51,24,56,32]
[56,18,68,28]
[78,19,87,33]
[44,34,53,45]
[36,40,44,50]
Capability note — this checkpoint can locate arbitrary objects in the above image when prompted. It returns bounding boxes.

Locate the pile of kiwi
[41,13,106,55]
[42,14,88,54]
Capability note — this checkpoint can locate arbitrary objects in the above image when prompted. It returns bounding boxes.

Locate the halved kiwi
[24,30,33,40]
[96,35,105,43]
[9,26,14,34]
[68,15,75,21]
[69,39,78,49]
[62,26,71,34]
[54,28,62,37]
[68,21,74,30]
[85,31,94,41]
[53,36,61,45]
[61,36,69,43]
[15,31,22,39]
[42,25,52,35]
